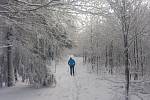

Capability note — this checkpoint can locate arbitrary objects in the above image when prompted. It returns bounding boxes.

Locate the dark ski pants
[70,65,75,76]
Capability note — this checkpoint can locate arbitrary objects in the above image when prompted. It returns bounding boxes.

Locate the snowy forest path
[0,57,114,100]
[48,57,113,100]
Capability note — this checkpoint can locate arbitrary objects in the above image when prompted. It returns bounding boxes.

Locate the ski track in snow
[0,57,112,100]
[1,57,148,100]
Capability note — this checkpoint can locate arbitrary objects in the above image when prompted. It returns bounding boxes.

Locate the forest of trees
[81,0,150,100]
[0,0,150,100]
[0,0,74,88]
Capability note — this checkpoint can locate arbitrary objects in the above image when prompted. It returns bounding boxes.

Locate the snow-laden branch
[23,0,63,11]
[0,45,13,49]
[0,0,62,13]
[16,0,41,6]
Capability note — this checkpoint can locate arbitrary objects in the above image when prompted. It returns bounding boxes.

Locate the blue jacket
[68,58,75,66]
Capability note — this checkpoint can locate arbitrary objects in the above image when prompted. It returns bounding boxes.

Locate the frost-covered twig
[23,0,61,11]
[0,45,13,49]
[16,0,41,6]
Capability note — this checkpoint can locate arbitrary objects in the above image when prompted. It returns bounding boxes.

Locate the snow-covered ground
[0,57,150,100]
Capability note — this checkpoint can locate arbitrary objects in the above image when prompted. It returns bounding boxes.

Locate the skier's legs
[70,66,72,75]
[72,66,75,76]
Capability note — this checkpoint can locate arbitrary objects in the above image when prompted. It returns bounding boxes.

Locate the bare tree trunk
[124,46,129,100]
[83,47,85,63]
[7,27,14,87]
[0,66,2,87]
[124,34,129,100]
[134,40,136,65]
[85,51,87,63]
[97,56,99,75]
[109,41,113,74]
[105,45,108,68]
[140,39,144,77]
[14,68,18,82]
[133,39,136,80]
[135,35,139,80]
[122,0,129,100]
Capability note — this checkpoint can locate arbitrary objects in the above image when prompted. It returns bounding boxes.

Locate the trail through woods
[1,1,150,100]
[1,57,149,100]
[0,57,115,100]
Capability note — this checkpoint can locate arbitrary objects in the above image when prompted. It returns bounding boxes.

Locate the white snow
[0,57,150,100]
